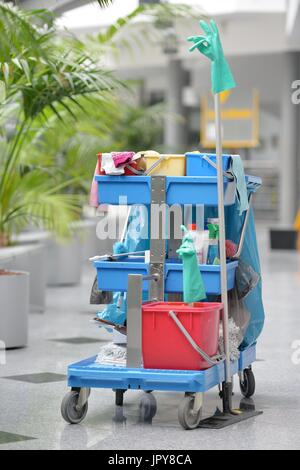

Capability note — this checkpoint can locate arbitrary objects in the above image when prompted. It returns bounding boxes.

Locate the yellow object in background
[294,210,300,251]
[144,152,186,176]
[294,209,300,231]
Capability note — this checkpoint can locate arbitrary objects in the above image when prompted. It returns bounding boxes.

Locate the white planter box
[0,270,29,349]
[0,243,47,313]
[14,228,83,288]
[46,213,119,286]
[9,209,123,289]
[47,235,82,286]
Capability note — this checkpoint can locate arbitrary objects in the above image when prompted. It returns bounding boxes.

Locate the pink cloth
[112,152,135,168]
[89,162,100,207]
[89,151,136,207]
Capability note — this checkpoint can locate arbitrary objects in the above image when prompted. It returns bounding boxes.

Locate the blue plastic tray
[186,153,232,177]
[96,175,236,207]
[67,345,256,393]
[165,260,238,294]
[94,258,238,295]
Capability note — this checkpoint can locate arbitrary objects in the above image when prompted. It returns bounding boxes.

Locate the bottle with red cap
[187,223,209,265]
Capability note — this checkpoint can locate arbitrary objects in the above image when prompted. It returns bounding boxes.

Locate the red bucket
[142,302,223,371]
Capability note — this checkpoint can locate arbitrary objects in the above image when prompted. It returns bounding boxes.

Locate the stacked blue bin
[94,153,243,297]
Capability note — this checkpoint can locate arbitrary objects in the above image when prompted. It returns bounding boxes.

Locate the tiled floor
[49,337,102,345]
[0,432,35,445]
[0,226,300,450]
[4,373,66,384]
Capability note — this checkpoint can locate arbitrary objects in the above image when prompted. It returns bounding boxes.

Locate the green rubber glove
[176,226,206,303]
[188,20,236,95]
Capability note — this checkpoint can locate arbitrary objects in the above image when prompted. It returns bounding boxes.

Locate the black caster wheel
[115,389,126,407]
[239,368,255,398]
[178,394,202,430]
[139,393,157,422]
[61,390,88,424]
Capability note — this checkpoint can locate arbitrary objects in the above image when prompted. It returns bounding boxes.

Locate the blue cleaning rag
[230,156,249,216]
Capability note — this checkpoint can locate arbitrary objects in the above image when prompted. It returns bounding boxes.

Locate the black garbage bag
[236,260,260,300]
[90,276,112,305]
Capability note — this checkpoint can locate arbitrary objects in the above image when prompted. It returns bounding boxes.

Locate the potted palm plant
[0,3,118,344]
[26,90,166,282]
[17,0,202,287]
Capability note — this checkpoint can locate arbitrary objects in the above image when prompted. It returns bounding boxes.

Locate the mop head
[95,343,127,366]
[219,319,241,361]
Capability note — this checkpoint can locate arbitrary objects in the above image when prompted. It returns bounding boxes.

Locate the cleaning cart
[61,20,264,430]
[61,162,263,429]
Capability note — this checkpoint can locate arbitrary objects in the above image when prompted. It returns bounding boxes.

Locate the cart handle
[168,310,224,367]
[145,155,166,175]
[202,155,234,180]
[144,153,185,176]
[89,251,145,262]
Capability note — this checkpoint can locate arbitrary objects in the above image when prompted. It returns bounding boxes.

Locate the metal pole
[149,176,166,302]
[279,52,299,226]
[214,94,231,386]
[126,275,143,368]
[164,58,188,153]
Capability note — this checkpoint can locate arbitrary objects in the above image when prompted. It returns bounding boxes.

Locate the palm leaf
[89,2,206,57]
[1,166,82,240]
[0,3,55,62]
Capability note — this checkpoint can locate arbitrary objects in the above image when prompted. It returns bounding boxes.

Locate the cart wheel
[115,389,126,407]
[61,390,88,424]
[139,393,157,422]
[239,368,255,398]
[178,395,202,430]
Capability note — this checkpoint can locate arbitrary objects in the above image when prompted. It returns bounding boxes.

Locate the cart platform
[67,344,256,394]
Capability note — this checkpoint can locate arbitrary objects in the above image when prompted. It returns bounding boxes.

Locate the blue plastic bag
[205,200,265,349]
[225,203,265,349]
[97,205,150,326]
[123,205,150,253]
[98,292,127,326]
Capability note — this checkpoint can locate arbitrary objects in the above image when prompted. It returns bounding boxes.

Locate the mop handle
[89,251,145,262]
[214,94,231,384]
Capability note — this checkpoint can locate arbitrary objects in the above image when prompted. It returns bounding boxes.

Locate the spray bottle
[207,218,220,265]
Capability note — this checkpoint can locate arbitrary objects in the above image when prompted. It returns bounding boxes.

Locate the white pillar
[279,52,299,226]
[164,58,187,153]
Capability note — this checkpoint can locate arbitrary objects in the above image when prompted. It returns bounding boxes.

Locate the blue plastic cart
[62,344,257,427]
[61,159,263,430]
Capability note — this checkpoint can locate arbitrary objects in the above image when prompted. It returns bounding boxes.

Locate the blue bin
[96,175,236,207]
[95,258,149,292]
[166,177,235,206]
[94,258,238,295]
[186,153,232,177]
[96,176,151,205]
[165,260,238,295]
